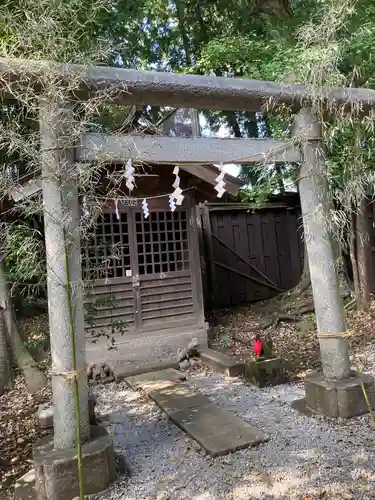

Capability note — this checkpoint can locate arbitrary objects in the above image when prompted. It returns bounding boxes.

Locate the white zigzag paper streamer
[214,164,226,198]
[125,158,135,192]
[172,166,180,189]
[175,193,184,206]
[142,198,149,218]
[170,165,184,208]
[169,194,176,212]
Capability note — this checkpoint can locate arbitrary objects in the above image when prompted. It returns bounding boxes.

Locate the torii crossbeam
[2,57,375,113]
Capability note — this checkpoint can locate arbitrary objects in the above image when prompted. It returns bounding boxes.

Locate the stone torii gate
[2,57,375,499]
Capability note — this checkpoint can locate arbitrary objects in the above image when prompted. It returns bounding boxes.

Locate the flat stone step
[170,402,267,457]
[114,360,179,382]
[124,368,186,393]
[145,378,267,457]
[149,383,210,414]
[200,348,245,377]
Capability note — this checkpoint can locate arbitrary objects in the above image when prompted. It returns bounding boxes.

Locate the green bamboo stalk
[63,232,85,500]
[353,352,375,424]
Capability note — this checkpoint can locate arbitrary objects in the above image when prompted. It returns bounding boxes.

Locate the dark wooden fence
[198,200,305,309]
[198,196,375,310]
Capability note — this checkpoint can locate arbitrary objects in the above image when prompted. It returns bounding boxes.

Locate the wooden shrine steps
[125,368,267,457]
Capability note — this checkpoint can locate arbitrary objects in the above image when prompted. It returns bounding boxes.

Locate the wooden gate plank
[287,209,303,288]
[201,204,217,306]
[273,214,289,288]
[195,205,209,310]
[214,261,283,292]
[211,232,279,290]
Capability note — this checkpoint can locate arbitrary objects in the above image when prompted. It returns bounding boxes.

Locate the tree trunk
[356,197,371,310]
[349,210,361,308]
[275,164,285,193]
[0,257,46,393]
[226,112,242,137]
[244,111,258,138]
[190,109,201,137]
[0,309,13,395]
[294,244,311,295]
[175,0,191,66]
[331,226,353,300]
[195,1,208,44]
[292,181,311,295]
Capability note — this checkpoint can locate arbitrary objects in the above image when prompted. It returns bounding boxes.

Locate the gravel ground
[94,347,375,500]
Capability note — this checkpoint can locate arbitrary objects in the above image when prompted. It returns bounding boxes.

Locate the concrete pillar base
[33,426,116,500]
[305,371,375,418]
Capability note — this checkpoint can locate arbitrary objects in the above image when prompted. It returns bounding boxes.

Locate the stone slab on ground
[305,370,375,418]
[114,360,179,381]
[200,348,245,377]
[148,383,210,414]
[126,368,267,456]
[170,402,268,457]
[245,357,287,388]
[143,375,267,457]
[124,368,186,393]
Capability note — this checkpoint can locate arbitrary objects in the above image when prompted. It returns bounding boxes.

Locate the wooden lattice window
[82,212,130,281]
[135,211,189,275]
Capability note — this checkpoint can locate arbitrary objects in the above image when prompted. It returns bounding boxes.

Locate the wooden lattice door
[82,210,136,336]
[83,205,201,336]
[132,209,199,332]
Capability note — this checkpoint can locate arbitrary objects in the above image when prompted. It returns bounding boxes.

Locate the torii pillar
[31,100,116,500]
[294,107,375,418]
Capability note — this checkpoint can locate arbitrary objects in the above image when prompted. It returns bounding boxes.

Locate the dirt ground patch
[0,313,50,497]
[0,377,51,495]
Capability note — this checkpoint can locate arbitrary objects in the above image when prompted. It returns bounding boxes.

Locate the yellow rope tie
[50,369,82,380]
[316,332,352,339]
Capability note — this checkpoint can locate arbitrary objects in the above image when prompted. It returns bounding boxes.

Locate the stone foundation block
[305,371,375,418]
[245,358,287,388]
[38,393,96,429]
[200,348,244,377]
[33,425,116,500]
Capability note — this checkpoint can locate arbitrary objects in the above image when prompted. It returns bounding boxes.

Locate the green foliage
[2,223,46,298]
[84,291,128,349]
[238,165,297,204]
[237,0,375,207]
[219,331,230,348]
[198,36,291,80]
[1,0,121,63]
